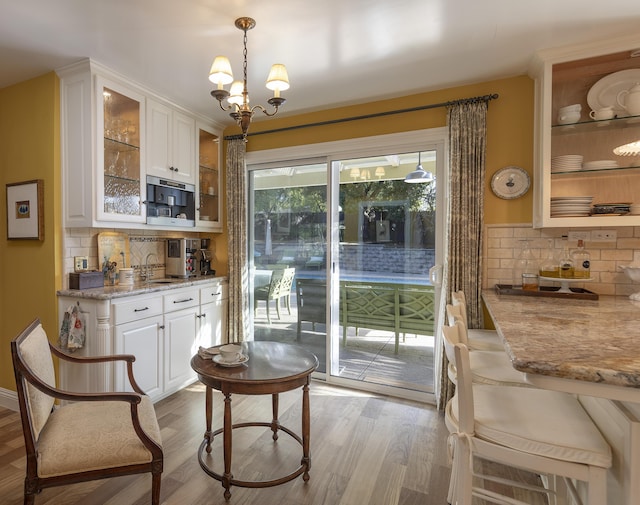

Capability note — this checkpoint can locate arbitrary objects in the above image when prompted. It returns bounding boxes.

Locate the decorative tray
[494,284,599,300]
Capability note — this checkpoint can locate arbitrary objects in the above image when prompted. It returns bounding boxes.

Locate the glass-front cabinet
[99,79,145,222]
[196,124,222,231]
[531,36,640,228]
[58,58,223,230]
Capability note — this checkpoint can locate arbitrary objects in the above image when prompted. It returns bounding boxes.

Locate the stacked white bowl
[557,104,582,125]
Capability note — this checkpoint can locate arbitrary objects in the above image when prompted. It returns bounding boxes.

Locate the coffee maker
[197,238,215,276]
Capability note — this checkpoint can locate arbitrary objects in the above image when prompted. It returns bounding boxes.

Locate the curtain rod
[224,93,499,140]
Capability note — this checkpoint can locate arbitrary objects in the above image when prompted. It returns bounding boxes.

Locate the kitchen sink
[148,279,182,284]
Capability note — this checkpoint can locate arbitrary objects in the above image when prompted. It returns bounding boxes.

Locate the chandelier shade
[209,17,289,141]
[208,56,234,87]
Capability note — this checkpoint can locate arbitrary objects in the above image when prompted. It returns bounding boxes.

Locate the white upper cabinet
[58,58,222,230]
[196,123,223,232]
[146,99,196,185]
[530,35,640,228]
[58,60,147,227]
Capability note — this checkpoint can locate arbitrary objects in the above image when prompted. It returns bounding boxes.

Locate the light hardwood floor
[0,380,453,505]
[1,380,550,505]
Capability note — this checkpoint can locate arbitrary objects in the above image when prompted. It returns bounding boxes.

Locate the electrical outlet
[591,230,617,242]
[567,231,591,242]
[74,256,88,272]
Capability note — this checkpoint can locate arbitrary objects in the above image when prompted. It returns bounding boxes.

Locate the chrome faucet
[142,253,157,282]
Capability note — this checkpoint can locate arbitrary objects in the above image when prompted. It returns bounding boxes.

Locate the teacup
[589,107,615,121]
[219,344,242,362]
[558,111,581,124]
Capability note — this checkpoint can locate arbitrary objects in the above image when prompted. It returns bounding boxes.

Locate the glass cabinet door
[98,78,145,222]
[197,126,221,229]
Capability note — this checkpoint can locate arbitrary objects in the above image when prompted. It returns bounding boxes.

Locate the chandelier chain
[242,28,249,105]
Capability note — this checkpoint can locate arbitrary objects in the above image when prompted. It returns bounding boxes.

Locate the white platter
[587,69,640,117]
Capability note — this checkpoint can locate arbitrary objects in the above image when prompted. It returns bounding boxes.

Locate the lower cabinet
[164,306,198,392]
[57,279,228,403]
[198,283,228,348]
[114,314,163,399]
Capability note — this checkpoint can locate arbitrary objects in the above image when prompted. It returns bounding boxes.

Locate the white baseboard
[0,388,19,411]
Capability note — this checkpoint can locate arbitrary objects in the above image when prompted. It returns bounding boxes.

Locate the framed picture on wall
[6,179,44,240]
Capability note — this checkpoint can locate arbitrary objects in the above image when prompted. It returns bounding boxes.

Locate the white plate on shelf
[587,69,640,117]
[582,160,619,170]
[213,353,249,367]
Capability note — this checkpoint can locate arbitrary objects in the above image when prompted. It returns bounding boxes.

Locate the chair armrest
[51,343,135,364]
[50,343,145,394]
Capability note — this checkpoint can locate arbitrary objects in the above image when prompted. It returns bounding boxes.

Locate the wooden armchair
[11,318,163,505]
[254,267,296,323]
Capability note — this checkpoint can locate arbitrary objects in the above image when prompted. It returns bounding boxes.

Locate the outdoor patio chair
[254,267,296,324]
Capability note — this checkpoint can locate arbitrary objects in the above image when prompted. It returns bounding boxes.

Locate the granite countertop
[57,276,227,300]
[482,289,640,389]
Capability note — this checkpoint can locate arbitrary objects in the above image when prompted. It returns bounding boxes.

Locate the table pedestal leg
[302,381,311,481]
[271,393,280,441]
[223,392,233,500]
[205,386,213,453]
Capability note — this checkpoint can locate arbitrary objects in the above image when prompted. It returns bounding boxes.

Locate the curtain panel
[437,100,488,410]
[225,139,250,343]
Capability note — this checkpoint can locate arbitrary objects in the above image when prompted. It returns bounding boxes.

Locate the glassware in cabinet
[197,126,221,229]
[100,83,145,221]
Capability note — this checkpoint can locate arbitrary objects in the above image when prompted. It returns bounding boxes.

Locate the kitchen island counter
[482,289,640,401]
[482,289,640,504]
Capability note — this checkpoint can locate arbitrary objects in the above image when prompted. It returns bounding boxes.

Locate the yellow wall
[215,75,535,267]
[0,72,532,392]
[0,72,61,391]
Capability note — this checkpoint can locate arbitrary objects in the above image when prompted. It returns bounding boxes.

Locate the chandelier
[209,17,290,141]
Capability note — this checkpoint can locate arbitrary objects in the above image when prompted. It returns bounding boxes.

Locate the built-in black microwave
[146,175,195,227]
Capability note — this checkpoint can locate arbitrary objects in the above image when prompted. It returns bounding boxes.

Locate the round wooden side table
[190,341,319,500]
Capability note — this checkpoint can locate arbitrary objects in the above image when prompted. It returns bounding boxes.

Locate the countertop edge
[57,276,228,300]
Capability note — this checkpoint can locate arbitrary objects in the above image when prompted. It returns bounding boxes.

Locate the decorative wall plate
[491,166,530,199]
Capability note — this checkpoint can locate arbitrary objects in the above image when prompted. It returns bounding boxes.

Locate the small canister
[119,267,135,286]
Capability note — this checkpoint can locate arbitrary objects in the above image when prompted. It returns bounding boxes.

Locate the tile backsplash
[484,223,640,296]
[62,228,202,288]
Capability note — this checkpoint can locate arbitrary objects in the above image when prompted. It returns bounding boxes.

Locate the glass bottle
[539,238,559,278]
[559,236,575,278]
[571,239,591,279]
[513,239,538,288]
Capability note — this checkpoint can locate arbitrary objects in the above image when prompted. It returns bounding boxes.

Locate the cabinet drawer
[113,296,163,325]
[164,288,199,312]
[201,283,228,304]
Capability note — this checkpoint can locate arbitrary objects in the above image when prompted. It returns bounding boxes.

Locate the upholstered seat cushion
[468,350,528,386]
[467,329,504,352]
[448,385,612,468]
[37,396,162,478]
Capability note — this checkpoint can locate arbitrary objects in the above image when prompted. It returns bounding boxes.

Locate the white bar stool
[443,326,611,505]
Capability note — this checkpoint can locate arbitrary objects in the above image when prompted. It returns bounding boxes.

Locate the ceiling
[2,0,640,129]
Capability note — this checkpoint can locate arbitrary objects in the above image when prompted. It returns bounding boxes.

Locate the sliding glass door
[332,152,437,394]
[248,130,445,401]
[249,162,329,371]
